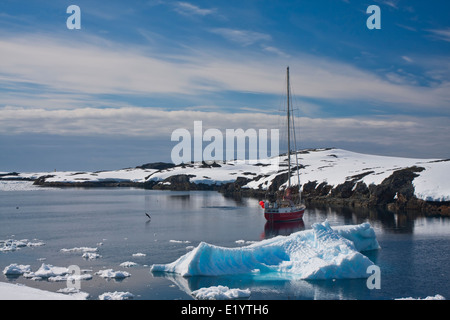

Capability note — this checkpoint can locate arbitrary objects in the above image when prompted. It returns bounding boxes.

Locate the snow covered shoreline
[2,148,449,214]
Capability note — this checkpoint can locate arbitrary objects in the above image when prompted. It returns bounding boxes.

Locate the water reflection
[261,220,305,239]
[152,271,377,300]
[303,204,448,235]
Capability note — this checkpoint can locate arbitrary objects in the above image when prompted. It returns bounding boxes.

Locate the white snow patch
[413,161,450,201]
[39,168,153,184]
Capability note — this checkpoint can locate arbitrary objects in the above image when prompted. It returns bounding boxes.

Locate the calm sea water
[1,185,449,300]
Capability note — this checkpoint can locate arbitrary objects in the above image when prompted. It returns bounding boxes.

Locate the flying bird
[145,212,151,220]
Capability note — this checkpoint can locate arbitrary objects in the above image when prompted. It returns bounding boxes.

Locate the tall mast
[287,66,291,188]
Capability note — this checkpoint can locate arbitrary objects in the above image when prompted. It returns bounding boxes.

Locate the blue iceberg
[151,221,380,280]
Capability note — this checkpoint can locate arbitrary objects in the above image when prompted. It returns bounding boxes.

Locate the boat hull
[264,206,305,222]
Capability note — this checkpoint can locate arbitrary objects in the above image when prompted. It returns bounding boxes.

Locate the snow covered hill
[1,148,449,213]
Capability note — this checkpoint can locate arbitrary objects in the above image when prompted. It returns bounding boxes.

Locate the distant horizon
[1,1,449,172]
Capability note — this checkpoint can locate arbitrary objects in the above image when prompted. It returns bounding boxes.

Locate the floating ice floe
[56,287,90,299]
[23,263,68,280]
[132,253,146,257]
[170,240,191,244]
[3,263,93,283]
[0,239,45,252]
[82,252,102,260]
[0,239,26,252]
[61,247,100,260]
[119,261,138,268]
[26,241,46,247]
[396,294,445,300]
[192,285,251,300]
[98,291,134,300]
[48,273,93,282]
[96,269,131,279]
[3,264,32,275]
[60,247,98,253]
[151,221,380,280]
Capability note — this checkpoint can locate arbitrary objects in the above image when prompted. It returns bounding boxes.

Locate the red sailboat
[260,67,306,222]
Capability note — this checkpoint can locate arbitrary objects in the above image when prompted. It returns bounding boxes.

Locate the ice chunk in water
[151,221,379,280]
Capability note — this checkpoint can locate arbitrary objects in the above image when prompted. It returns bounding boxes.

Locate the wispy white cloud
[427,28,450,43]
[401,56,413,63]
[262,46,290,58]
[0,105,423,138]
[396,23,417,32]
[210,28,272,47]
[0,33,449,114]
[375,0,399,9]
[173,2,216,16]
[209,27,289,59]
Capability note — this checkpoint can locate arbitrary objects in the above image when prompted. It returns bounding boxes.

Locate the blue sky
[0,0,449,171]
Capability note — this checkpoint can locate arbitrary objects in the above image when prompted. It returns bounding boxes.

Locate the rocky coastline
[217,166,450,217]
[2,148,449,217]
[2,165,448,217]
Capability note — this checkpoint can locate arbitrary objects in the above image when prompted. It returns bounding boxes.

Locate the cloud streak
[210,28,272,47]
[1,34,448,114]
[427,28,450,43]
[173,2,216,16]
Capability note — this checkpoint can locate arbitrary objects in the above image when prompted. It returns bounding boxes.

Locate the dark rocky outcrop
[298,166,449,216]
[136,162,176,170]
[369,166,424,206]
[152,174,214,191]
[302,167,425,207]
[219,177,253,196]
